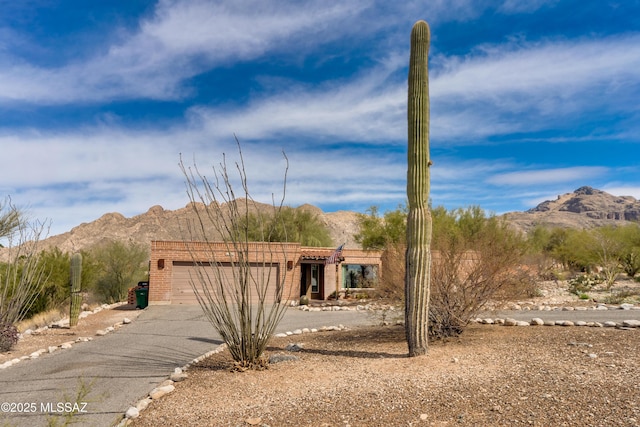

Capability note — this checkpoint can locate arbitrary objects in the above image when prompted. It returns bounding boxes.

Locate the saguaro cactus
[405,20,432,357]
[69,253,82,327]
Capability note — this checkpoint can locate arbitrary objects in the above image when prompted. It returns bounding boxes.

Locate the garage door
[172,261,280,305]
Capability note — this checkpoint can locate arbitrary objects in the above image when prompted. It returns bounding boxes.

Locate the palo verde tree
[405,20,432,357]
[180,141,294,370]
[241,206,332,247]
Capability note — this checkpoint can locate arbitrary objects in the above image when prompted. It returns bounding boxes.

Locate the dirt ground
[129,323,640,427]
[129,279,640,427]
[3,282,640,427]
[0,305,141,365]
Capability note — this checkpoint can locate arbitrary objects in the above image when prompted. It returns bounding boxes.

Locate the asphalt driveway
[0,305,376,427]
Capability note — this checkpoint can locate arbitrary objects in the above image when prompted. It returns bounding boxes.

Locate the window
[311,264,319,293]
[342,264,378,289]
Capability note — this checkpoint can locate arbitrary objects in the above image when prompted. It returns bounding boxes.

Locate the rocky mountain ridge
[39,186,640,253]
[504,186,640,233]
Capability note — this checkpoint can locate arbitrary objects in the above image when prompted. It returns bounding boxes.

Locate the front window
[342,264,378,289]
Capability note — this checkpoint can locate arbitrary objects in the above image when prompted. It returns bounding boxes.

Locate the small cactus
[69,253,82,327]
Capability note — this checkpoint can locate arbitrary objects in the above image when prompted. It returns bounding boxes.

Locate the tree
[355,205,407,251]
[242,207,332,247]
[615,224,640,278]
[180,142,292,370]
[91,240,148,303]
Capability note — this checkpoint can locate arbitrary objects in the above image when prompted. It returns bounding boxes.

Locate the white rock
[136,397,152,412]
[274,333,287,338]
[48,346,58,354]
[106,326,115,332]
[558,320,574,327]
[79,311,90,319]
[623,320,640,328]
[61,342,74,349]
[22,328,33,336]
[170,372,188,382]
[544,320,556,326]
[310,328,318,333]
[95,330,108,336]
[125,407,139,419]
[620,303,634,310]
[29,351,41,359]
[504,318,517,326]
[150,384,175,400]
[123,318,132,324]
[515,321,530,326]
[604,321,618,327]
[530,318,544,326]
[302,328,311,334]
[482,318,494,324]
[0,361,12,369]
[575,321,587,326]
[292,329,303,335]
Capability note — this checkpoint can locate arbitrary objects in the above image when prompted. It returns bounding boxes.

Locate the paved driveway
[0,305,376,427]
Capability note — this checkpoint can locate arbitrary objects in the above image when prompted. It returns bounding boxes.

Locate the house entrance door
[300,263,324,300]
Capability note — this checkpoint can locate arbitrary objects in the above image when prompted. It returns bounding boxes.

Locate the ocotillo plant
[69,253,82,327]
[405,20,432,357]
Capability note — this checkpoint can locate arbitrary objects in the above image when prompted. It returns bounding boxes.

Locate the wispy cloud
[487,166,609,186]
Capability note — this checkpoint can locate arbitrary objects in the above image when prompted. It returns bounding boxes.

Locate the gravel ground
[130,323,640,427]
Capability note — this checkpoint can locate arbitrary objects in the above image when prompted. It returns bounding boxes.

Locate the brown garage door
[171,261,281,305]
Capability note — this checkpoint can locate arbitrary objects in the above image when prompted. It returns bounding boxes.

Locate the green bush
[567,274,602,295]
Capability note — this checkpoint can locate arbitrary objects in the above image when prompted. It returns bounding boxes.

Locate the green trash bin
[135,288,149,309]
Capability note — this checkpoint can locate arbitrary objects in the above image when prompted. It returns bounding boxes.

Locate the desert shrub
[603,289,640,305]
[375,243,405,301]
[0,322,19,352]
[567,273,603,295]
[0,198,50,327]
[356,205,530,338]
[427,207,529,339]
[91,240,148,303]
[180,144,292,370]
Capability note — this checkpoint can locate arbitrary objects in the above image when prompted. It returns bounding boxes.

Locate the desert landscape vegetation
[2,183,640,426]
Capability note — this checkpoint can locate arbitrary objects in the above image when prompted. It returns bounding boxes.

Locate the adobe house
[148,240,383,305]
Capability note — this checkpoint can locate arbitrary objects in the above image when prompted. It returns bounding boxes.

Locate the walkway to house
[0,305,376,427]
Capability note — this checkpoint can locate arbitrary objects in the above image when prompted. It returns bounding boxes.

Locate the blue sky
[1,0,639,237]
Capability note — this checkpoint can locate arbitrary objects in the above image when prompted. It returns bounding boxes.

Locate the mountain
[503,186,640,234]
[40,202,361,254]
[33,186,640,254]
